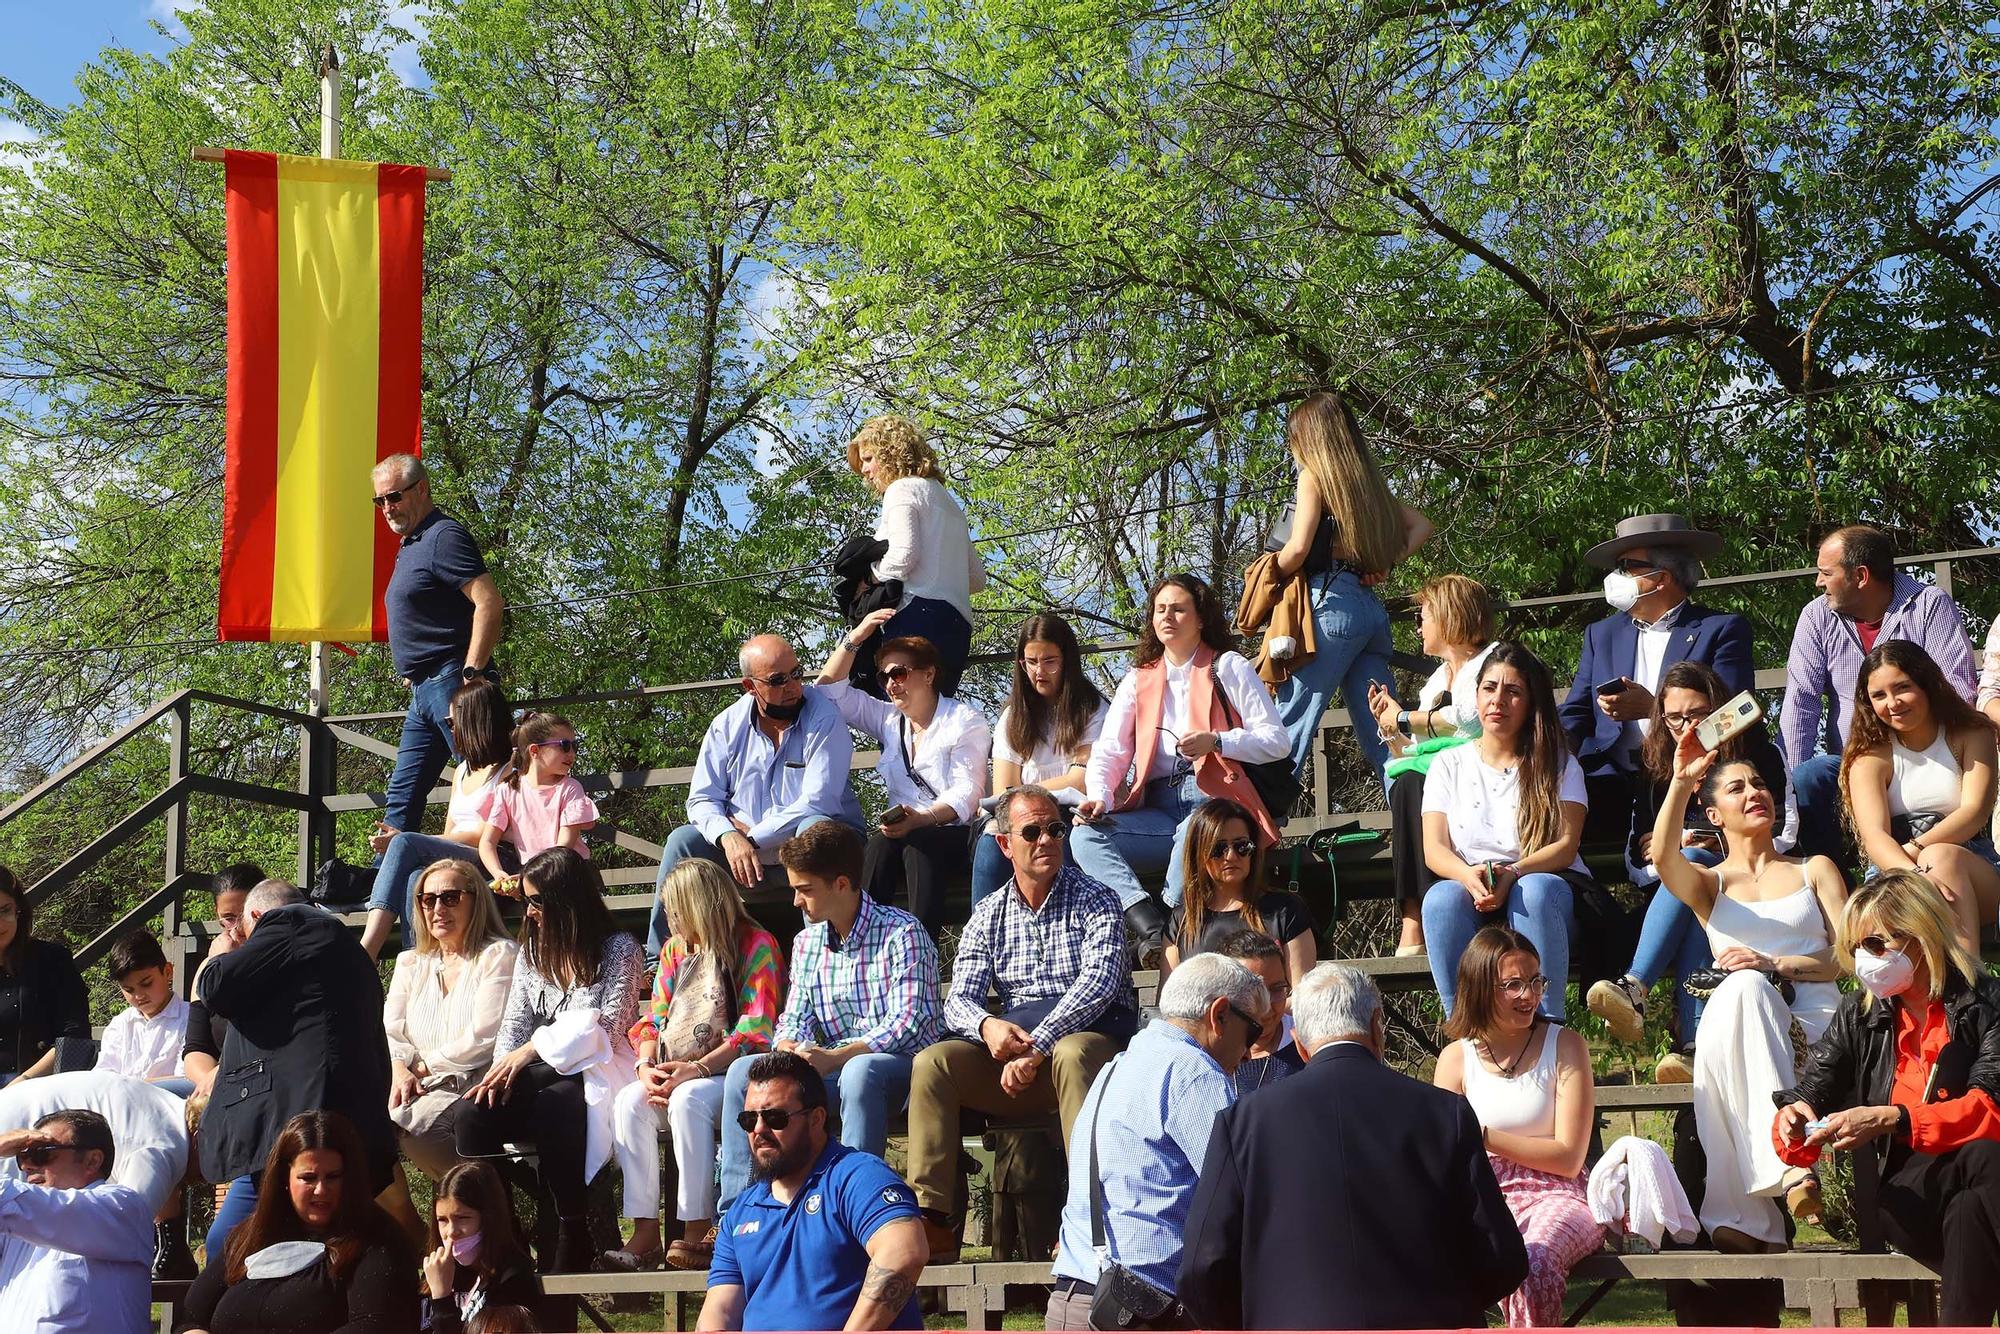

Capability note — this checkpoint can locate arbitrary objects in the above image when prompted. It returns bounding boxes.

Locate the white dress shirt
[0,1177,153,1334]
[92,994,189,1081]
[384,937,521,1079]
[993,700,1108,805]
[822,681,991,823]
[870,477,987,621]
[1627,600,1688,750]
[1086,651,1289,804]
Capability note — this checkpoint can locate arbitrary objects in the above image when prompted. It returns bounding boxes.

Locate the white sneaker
[1587,976,1647,1044]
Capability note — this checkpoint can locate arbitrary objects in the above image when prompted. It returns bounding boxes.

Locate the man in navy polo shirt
[372,453,504,844]
[699,1051,928,1332]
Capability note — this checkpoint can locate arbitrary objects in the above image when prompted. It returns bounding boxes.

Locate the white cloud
[383,0,432,87]
[148,0,205,23]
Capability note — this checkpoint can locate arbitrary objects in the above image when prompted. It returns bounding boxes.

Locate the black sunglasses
[748,669,807,688]
[736,1105,809,1132]
[531,737,579,753]
[1226,1004,1263,1036]
[1208,838,1257,860]
[1011,821,1068,844]
[522,893,545,914]
[1857,933,1908,956]
[882,664,926,683]
[1614,557,1660,575]
[417,889,466,912]
[371,486,417,508]
[18,1144,78,1168]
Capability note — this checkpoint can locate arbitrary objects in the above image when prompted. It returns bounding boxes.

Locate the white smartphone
[1696,690,1763,751]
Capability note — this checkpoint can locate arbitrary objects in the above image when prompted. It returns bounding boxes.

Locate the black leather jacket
[1784,965,2000,1159]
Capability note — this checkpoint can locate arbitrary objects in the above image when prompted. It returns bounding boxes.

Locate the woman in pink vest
[1073,574,1291,925]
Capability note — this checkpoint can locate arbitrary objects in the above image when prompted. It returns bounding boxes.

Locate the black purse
[1683,967,1796,1006]
[310,856,377,909]
[1208,663,1304,819]
[1086,1058,1188,1331]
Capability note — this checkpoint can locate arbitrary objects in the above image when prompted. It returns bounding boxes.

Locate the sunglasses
[18,1145,77,1168]
[1857,933,1908,956]
[1208,838,1257,860]
[748,669,807,688]
[371,486,417,507]
[1614,558,1660,575]
[417,889,466,912]
[1498,975,1549,999]
[736,1105,808,1132]
[531,738,579,753]
[1225,1003,1263,1037]
[881,664,924,683]
[522,893,545,915]
[1011,821,1068,844]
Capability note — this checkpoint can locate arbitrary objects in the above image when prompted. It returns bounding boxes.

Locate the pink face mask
[449,1232,482,1265]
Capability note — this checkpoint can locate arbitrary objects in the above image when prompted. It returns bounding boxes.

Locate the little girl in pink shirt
[480,712,599,889]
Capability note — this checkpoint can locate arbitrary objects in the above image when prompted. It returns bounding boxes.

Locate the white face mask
[1603,570,1644,612]
[1854,946,1917,999]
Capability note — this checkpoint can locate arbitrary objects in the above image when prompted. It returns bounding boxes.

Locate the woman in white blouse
[847,414,986,696]
[382,859,520,1181]
[971,613,1109,903]
[1073,574,1290,914]
[819,607,991,935]
[1364,574,1498,956]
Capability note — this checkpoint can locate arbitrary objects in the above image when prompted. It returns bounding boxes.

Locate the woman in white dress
[1651,722,1847,1252]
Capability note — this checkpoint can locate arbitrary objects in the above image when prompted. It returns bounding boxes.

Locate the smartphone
[1594,677,1629,697]
[881,804,909,826]
[1696,690,1763,751]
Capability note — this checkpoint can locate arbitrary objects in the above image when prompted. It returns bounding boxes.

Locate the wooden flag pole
[306,43,339,720]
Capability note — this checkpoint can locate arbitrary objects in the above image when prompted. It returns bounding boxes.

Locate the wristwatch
[462,663,496,684]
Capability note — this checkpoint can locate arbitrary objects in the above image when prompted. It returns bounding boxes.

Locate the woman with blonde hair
[606,859,782,1272]
[847,413,986,696]
[1778,870,2000,1323]
[1365,573,1498,955]
[384,860,521,1181]
[1272,391,1432,785]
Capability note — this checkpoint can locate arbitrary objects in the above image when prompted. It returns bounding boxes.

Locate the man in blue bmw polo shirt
[698,1051,928,1332]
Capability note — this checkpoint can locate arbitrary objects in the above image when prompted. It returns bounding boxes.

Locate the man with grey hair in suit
[1178,964,1526,1329]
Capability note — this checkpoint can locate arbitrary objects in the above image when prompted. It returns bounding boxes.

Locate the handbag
[1208,663,1304,818]
[659,947,737,1064]
[311,856,377,908]
[1683,967,1796,1007]
[1085,1058,1187,1331]
[1889,810,1944,846]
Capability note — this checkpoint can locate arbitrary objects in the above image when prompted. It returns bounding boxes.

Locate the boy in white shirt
[93,934,189,1087]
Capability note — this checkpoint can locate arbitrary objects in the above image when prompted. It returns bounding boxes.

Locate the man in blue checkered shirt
[903,784,1136,1261]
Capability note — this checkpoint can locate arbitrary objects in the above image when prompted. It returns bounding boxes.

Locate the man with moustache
[698,1051,928,1332]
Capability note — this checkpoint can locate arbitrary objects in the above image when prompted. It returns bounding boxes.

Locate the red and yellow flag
[218,150,426,642]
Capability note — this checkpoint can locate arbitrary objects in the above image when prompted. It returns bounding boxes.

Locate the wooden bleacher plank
[1593,1083,1694,1110]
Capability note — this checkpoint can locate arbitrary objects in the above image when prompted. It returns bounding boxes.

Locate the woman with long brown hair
[1841,638,2000,953]
[1272,390,1432,785]
[454,847,645,1272]
[0,865,88,1084]
[1421,644,1593,1021]
[1163,799,1315,984]
[1074,574,1291,921]
[423,1161,540,1333]
[175,1111,417,1334]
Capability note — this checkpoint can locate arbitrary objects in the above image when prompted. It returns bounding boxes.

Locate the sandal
[600,1245,663,1272]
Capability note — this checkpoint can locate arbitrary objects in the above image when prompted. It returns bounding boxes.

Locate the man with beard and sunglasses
[0,1108,153,1333]
[649,634,867,966]
[699,1051,926,1332]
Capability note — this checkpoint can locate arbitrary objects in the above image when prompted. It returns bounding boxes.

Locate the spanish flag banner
[218,150,426,642]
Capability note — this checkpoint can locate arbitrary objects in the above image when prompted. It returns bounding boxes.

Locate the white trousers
[1692,970,1797,1244]
[610,1074,724,1222]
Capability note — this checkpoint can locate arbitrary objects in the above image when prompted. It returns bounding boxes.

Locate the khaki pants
[905,1031,1119,1215]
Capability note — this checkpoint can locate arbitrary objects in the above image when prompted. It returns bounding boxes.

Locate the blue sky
[7,3,180,109]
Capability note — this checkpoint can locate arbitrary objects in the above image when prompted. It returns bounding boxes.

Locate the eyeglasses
[736,1105,808,1132]
[1857,933,1908,956]
[1010,821,1068,844]
[1225,1004,1263,1037]
[747,669,807,688]
[1614,558,1660,575]
[1497,975,1549,999]
[371,486,416,508]
[531,738,579,753]
[1208,838,1257,860]
[18,1144,78,1168]
[1662,708,1715,731]
[881,664,920,683]
[417,890,466,912]
[522,893,545,915]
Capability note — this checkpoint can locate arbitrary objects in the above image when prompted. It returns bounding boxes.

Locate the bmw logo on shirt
[805,1195,822,1214]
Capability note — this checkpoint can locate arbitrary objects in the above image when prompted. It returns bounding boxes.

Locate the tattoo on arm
[861,1262,916,1308]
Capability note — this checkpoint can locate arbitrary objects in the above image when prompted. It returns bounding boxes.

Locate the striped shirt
[774,894,941,1054]
[943,863,1132,1053]
[629,920,784,1054]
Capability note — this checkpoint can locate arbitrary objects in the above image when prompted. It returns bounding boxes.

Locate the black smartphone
[881,804,909,825]
[1594,677,1629,697]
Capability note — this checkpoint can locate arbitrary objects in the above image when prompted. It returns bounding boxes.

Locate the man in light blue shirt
[651,634,866,962]
[1045,954,1268,1330]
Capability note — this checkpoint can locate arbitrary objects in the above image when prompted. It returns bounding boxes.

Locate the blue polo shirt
[709,1141,921,1331]
[385,507,487,679]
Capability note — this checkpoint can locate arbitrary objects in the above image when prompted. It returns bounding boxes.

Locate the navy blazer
[1559,601,1754,776]
[1177,1043,1527,1330]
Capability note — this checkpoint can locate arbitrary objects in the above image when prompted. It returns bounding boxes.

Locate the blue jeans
[1275,571,1393,790]
[381,659,464,841]
[855,598,974,698]
[369,831,483,950]
[651,819,836,964]
[206,1173,259,1259]
[1628,846,1724,1041]
[153,1076,196,1099]
[1423,873,1577,1021]
[716,1051,913,1214]
[1068,774,1203,909]
[1791,753,1844,863]
[971,829,1011,904]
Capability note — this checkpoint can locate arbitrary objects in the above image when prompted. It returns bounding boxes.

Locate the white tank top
[1888,731,1961,819]
[1459,1023,1560,1138]
[1702,874,1841,1042]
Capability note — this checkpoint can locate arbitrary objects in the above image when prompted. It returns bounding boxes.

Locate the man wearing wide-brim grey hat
[1557,514,1759,1058]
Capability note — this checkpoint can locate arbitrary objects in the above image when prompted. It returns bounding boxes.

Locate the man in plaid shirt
[713,822,941,1217]
[904,784,1136,1261]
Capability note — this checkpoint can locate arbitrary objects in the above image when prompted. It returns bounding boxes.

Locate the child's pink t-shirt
[483,775,599,859]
